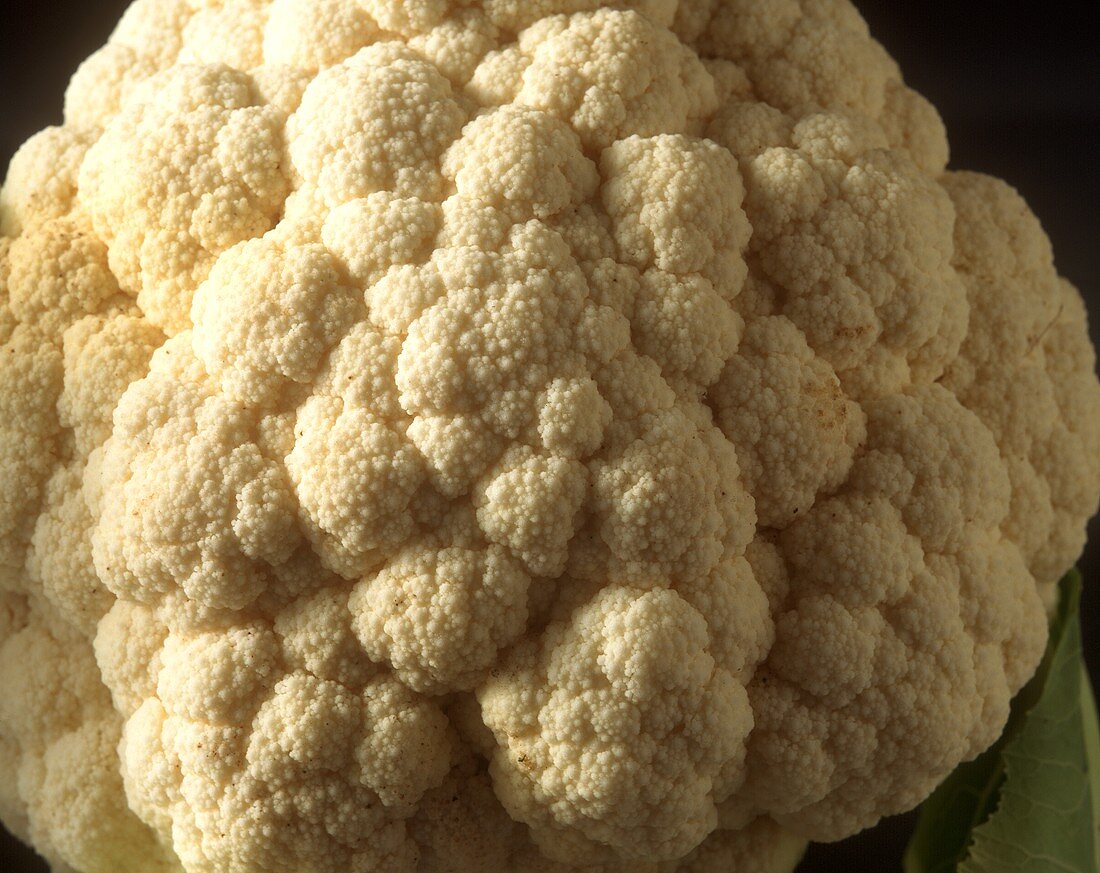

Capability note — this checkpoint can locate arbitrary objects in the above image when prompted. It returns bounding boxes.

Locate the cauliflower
[1,1,1098,871]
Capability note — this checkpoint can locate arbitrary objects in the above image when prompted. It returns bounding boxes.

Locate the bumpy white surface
[1,1,1098,871]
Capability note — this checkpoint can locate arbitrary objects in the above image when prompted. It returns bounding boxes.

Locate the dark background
[1,1,1097,870]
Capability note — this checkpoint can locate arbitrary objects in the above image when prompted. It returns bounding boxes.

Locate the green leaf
[1080,663,1100,871]
[902,735,1008,873]
[904,570,1099,873]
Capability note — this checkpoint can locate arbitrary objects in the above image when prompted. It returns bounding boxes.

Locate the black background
[1,1,1097,870]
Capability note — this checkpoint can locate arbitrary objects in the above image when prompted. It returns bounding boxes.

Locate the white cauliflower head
[1,1,1098,871]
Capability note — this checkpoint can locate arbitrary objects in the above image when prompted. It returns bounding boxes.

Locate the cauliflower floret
[0,126,96,237]
[1,2,1098,872]
[0,329,64,591]
[0,599,176,872]
[7,218,131,337]
[323,193,442,287]
[601,134,750,291]
[743,386,1049,839]
[59,314,165,456]
[288,42,468,208]
[264,0,380,71]
[710,316,866,528]
[731,117,968,397]
[481,586,754,863]
[30,462,114,638]
[191,236,361,405]
[677,0,948,173]
[471,9,715,150]
[179,0,270,71]
[446,105,599,222]
[350,519,533,692]
[80,64,291,333]
[941,173,1100,596]
[288,396,424,578]
[92,338,302,611]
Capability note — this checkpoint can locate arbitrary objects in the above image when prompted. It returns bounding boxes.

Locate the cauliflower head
[1,1,1098,871]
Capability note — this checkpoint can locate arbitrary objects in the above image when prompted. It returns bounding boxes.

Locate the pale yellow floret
[323,194,442,287]
[288,42,468,207]
[711,316,865,528]
[94,601,168,718]
[110,0,193,68]
[79,64,290,333]
[481,585,754,863]
[0,127,95,237]
[941,172,1100,595]
[0,603,176,872]
[600,134,750,293]
[64,46,164,130]
[349,517,532,692]
[192,236,361,405]
[180,0,270,70]
[407,9,500,85]
[264,0,381,71]
[30,462,113,638]
[0,328,64,592]
[92,338,301,611]
[444,106,599,221]
[472,9,716,151]
[59,314,164,456]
